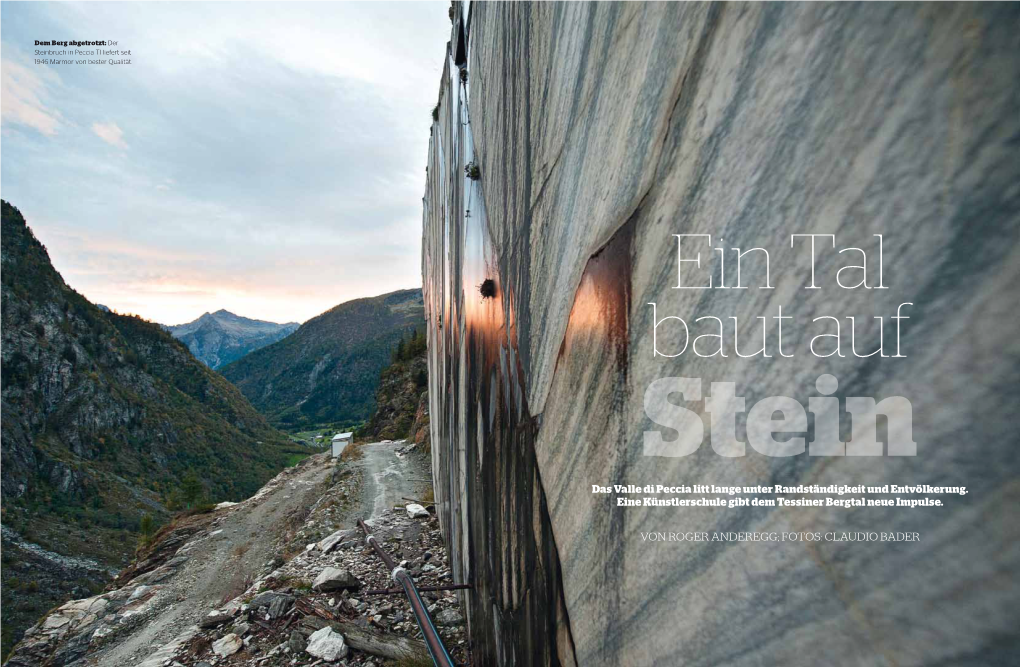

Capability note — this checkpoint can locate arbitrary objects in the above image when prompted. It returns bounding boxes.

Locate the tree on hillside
[138,512,158,548]
[406,329,427,358]
[181,472,204,508]
[392,329,427,363]
[393,336,407,362]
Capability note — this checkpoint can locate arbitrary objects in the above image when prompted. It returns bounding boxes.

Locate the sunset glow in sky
[1,2,450,324]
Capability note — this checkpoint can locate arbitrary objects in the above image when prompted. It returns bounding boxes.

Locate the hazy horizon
[1,1,448,324]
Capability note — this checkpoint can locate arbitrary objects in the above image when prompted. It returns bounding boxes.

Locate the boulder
[249,591,294,618]
[318,528,357,554]
[305,626,348,661]
[287,630,306,654]
[212,633,242,657]
[312,567,362,592]
[405,503,429,518]
[434,608,464,627]
[198,613,233,629]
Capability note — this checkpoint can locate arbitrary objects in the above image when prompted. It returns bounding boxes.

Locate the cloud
[0,56,63,135]
[0,2,449,324]
[91,121,128,149]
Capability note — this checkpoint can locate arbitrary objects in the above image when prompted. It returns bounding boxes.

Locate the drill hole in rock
[479,279,497,299]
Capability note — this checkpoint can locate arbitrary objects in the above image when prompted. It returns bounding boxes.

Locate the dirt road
[92,457,332,667]
[81,442,430,666]
[346,441,432,521]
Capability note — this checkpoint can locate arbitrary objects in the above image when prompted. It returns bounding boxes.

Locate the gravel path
[93,458,333,667]
[346,441,433,523]
[5,444,441,667]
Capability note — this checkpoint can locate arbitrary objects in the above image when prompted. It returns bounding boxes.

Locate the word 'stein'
[643,374,915,457]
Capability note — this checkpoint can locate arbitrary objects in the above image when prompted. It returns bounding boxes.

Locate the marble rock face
[425,2,1020,666]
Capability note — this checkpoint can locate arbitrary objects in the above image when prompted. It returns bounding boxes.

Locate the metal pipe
[364,583,472,596]
[357,519,456,667]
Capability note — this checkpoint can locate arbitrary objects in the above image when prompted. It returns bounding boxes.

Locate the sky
[0,1,450,325]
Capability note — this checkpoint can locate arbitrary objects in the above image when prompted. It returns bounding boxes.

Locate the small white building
[331,432,353,458]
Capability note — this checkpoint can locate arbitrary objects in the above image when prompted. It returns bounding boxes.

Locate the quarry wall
[424,3,1019,665]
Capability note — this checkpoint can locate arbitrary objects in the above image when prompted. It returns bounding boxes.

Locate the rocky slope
[167,310,299,370]
[359,331,430,449]
[0,201,297,658]
[6,450,470,667]
[220,289,424,430]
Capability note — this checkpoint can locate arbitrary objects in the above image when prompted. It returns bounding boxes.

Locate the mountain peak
[167,310,300,369]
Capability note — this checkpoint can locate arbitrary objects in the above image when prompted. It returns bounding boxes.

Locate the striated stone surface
[423,5,577,665]
[425,2,1020,666]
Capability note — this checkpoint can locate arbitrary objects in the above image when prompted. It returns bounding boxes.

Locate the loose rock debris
[175,508,471,666]
[5,452,471,666]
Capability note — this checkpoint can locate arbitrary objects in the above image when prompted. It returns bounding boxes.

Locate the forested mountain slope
[0,200,295,657]
[220,288,424,430]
